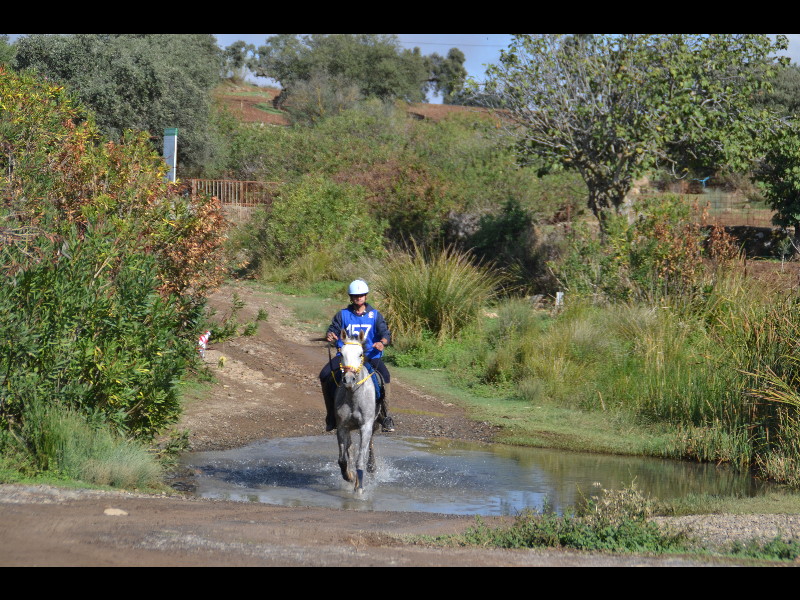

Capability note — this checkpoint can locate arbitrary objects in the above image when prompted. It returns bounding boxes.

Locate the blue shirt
[327,303,391,361]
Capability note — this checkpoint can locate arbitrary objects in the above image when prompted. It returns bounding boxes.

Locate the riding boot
[322,380,336,432]
[378,383,395,433]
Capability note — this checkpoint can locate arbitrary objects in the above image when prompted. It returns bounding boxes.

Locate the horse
[333,329,379,493]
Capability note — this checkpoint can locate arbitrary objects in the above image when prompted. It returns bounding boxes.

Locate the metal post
[163,128,178,182]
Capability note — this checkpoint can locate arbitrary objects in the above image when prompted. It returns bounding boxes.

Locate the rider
[319,279,396,433]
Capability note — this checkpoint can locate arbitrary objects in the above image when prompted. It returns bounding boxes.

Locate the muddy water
[182,435,775,516]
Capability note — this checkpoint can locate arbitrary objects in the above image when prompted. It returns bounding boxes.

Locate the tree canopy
[246,34,466,104]
[12,34,222,174]
[479,34,790,229]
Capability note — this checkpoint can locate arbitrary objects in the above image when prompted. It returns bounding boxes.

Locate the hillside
[213,81,492,126]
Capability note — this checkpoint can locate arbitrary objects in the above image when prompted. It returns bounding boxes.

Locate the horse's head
[339,329,366,388]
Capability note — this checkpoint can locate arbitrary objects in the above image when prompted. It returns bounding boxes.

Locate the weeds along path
[180,281,500,451]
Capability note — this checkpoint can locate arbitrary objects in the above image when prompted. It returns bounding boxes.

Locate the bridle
[335,340,371,387]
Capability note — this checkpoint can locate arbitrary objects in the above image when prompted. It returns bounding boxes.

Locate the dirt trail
[0,282,793,566]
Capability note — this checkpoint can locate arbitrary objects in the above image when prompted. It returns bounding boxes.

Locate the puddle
[181,435,775,516]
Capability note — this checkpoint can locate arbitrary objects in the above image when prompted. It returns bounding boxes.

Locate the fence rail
[685,190,775,228]
[189,179,279,223]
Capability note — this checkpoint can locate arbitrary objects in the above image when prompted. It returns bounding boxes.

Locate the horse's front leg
[355,424,375,493]
[367,433,376,474]
[337,429,354,483]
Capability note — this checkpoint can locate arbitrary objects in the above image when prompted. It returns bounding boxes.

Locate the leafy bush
[728,535,800,561]
[0,220,199,439]
[465,198,561,295]
[251,174,386,276]
[457,486,690,554]
[553,195,731,303]
[283,71,363,125]
[0,66,227,302]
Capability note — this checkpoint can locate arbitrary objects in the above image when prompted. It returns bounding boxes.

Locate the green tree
[222,40,255,82]
[754,63,800,118]
[248,34,464,103]
[281,70,362,124]
[427,48,468,104]
[12,34,222,174]
[0,35,14,65]
[479,34,789,231]
[753,122,800,247]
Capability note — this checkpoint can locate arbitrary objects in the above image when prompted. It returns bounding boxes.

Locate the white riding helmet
[348,279,369,295]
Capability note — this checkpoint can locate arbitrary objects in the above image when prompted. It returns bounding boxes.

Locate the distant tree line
[3,33,469,173]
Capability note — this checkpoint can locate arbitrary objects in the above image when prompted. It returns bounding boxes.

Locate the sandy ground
[2,281,799,567]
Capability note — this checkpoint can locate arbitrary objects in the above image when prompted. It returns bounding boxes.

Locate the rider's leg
[370,359,395,433]
[319,359,339,432]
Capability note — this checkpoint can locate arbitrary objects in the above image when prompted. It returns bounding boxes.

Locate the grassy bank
[258,249,800,494]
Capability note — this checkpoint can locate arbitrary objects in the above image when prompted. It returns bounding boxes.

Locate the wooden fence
[189,179,280,223]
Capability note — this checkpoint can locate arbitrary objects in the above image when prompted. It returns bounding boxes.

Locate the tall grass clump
[6,397,163,489]
[371,244,504,348]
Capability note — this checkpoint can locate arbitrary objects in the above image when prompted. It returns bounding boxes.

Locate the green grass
[391,364,674,456]
[254,103,285,115]
[1,398,165,491]
[657,492,800,516]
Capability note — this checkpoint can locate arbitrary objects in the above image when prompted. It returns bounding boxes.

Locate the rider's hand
[373,341,385,352]
[327,332,338,343]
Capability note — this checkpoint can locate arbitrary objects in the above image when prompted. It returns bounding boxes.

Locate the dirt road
[0,282,794,566]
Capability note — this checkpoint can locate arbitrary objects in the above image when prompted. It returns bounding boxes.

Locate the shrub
[554,195,722,303]
[372,243,504,345]
[0,220,198,439]
[254,174,386,273]
[457,486,690,554]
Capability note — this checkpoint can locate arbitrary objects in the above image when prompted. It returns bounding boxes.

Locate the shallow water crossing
[182,435,776,516]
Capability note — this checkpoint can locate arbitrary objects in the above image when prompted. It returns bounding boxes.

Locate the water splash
[181,436,774,516]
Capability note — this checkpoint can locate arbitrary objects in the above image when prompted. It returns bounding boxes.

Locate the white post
[163,127,178,182]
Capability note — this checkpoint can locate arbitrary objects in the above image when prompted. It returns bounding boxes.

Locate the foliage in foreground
[430,485,800,561]
[0,66,226,487]
[0,222,200,439]
[1,397,163,489]
[447,486,691,555]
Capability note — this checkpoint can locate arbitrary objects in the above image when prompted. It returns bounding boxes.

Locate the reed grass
[410,261,800,486]
[12,397,163,489]
[372,244,504,346]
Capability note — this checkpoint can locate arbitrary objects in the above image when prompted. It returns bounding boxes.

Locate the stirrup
[381,415,395,433]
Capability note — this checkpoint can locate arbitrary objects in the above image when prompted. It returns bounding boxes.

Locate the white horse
[334,329,379,493]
